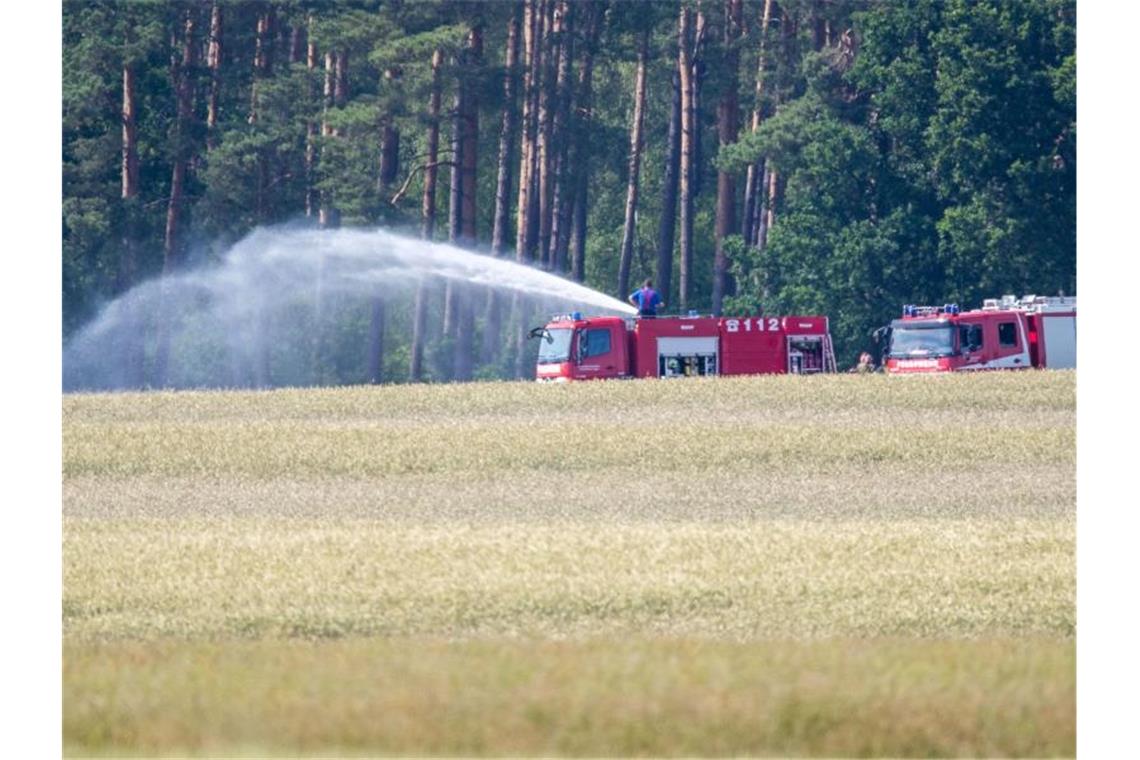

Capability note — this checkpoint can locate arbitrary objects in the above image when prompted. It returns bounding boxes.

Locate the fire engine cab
[532,312,836,381]
[886,295,1076,374]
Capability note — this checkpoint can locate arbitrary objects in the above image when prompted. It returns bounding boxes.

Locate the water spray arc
[63,226,635,391]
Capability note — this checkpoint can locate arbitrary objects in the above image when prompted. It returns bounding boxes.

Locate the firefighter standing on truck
[630,279,664,318]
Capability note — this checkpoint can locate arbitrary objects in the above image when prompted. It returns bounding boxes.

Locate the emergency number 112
[724,318,780,333]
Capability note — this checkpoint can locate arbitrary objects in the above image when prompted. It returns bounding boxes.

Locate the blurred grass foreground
[63,372,1075,757]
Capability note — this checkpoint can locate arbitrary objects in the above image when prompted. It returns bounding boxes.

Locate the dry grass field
[63,372,1075,757]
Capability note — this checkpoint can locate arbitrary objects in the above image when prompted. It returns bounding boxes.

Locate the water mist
[63,226,635,391]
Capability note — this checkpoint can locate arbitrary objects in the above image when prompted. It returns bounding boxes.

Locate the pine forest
[62,0,1076,387]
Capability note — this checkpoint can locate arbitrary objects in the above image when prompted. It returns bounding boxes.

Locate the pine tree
[205,2,223,151]
[656,69,681,307]
[741,0,773,248]
[485,4,523,364]
[711,0,742,316]
[617,19,649,299]
[547,1,575,271]
[677,3,695,310]
[515,0,540,263]
[153,5,201,387]
[410,47,444,383]
[452,23,483,382]
[568,0,604,283]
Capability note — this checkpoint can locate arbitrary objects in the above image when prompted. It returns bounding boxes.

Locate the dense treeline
[63,0,1074,385]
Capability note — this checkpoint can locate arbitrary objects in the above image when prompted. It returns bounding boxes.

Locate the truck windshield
[537,328,573,364]
[888,324,956,358]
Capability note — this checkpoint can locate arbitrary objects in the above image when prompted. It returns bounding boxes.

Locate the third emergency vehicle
[886,295,1076,374]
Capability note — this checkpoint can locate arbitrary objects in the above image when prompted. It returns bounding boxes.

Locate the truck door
[958,320,984,367]
[575,325,622,380]
[991,315,1030,368]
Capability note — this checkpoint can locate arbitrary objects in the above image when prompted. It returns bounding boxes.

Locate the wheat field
[63,372,1075,757]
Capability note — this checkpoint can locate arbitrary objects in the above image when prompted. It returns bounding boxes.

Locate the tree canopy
[62,0,1075,386]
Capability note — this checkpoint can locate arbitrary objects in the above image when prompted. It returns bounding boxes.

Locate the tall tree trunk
[656,69,681,306]
[742,0,773,248]
[617,22,649,299]
[459,27,481,246]
[691,7,708,199]
[250,8,274,223]
[379,124,400,187]
[678,4,695,310]
[447,72,464,246]
[119,61,143,387]
[370,70,403,387]
[453,24,483,382]
[289,19,305,64]
[154,8,199,387]
[318,50,343,229]
[569,191,588,282]
[163,10,197,275]
[248,6,276,381]
[711,0,742,316]
[314,49,345,385]
[442,53,465,340]
[378,67,401,190]
[491,5,521,256]
[760,8,795,250]
[119,63,139,294]
[568,0,603,282]
[422,49,444,241]
[367,296,386,384]
[812,6,827,51]
[333,50,348,136]
[535,0,557,267]
[410,48,445,382]
[409,283,431,382]
[304,16,318,218]
[514,0,549,378]
[249,7,273,124]
[548,1,575,272]
[515,0,540,263]
[251,303,270,388]
[762,164,778,248]
[485,4,522,364]
[205,3,222,151]
[513,296,534,379]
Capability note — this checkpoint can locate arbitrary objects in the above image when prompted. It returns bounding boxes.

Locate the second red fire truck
[885,294,1076,374]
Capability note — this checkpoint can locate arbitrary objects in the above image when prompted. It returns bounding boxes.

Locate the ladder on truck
[823,333,838,373]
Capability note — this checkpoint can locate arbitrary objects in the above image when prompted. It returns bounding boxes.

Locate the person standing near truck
[629,279,664,318]
[849,352,875,374]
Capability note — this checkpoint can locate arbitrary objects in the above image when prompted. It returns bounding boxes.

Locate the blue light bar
[571,311,582,320]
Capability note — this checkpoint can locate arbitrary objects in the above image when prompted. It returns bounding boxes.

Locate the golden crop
[63,371,1075,757]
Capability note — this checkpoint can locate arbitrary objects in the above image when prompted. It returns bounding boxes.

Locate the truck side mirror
[575,331,586,362]
[527,326,553,343]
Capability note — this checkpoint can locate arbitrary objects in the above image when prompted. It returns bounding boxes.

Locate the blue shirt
[631,287,662,314]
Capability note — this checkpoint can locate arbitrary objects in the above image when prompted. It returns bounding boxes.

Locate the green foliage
[719,0,1074,364]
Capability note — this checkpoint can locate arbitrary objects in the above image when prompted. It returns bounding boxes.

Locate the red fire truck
[531,312,836,381]
[885,295,1076,374]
